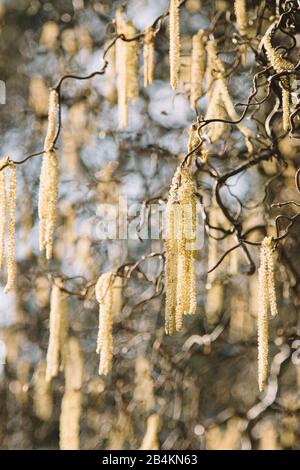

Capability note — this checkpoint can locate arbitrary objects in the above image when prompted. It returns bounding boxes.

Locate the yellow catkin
[234,0,248,65]
[263,22,295,131]
[190,30,205,109]
[144,27,155,87]
[4,163,17,293]
[39,88,59,258]
[134,355,155,412]
[44,89,58,152]
[140,415,161,450]
[205,39,253,151]
[38,149,59,259]
[59,337,83,450]
[33,360,53,421]
[165,167,197,334]
[115,8,138,128]
[219,80,253,152]
[0,159,7,269]
[95,272,122,375]
[126,22,138,102]
[205,40,228,141]
[235,0,247,35]
[46,281,68,382]
[206,40,225,99]
[257,236,277,392]
[205,80,227,142]
[169,0,180,90]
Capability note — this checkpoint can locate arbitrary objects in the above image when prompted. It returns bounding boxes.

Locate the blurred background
[0,0,300,450]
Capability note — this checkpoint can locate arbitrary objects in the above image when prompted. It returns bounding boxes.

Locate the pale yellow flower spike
[234,0,248,65]
[140,415,161,450]
[39,87,59,259]
[44,89,58,152]
[263,22,295,131]
[264,237,278,317]
[169,0,180,90]
[205,39,253,152]
[115,8,138,129]
[144,27,155,87]
[38,149,59,259]
[0,159,7,269]
[165,170,180,335]
[190,30,205,109]
[257,236,278,392]
[4,163,17,294]
[116,9,128,128]
[165,166,197,334]
[205,40,228,142]
[95,273,122,375]
[235,0,247,35]
[33,361,53,421]
[59,337,83,450]
[46,281,68,382]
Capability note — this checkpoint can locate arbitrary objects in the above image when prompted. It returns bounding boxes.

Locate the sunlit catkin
[263,22,295,131]
[169,0,180,90]
[190,30,205,109]
[234,0,248,64]
[59,337,83,450]
[0,159,7,269]
[38,149,59,259]
[33,360,53,421]
[44,89,58,152]
[205,40,227,141]
[46,281,68,382]
[95,272,122,375]
[257,236,278,392]
[115,8,138,128]
[4,163,17,293]
[144,27,155,87]
[165,167,197,334]
[205,39,253,151]
[140,415,161,450]
[134,355,155,412]
[235,0,247,36]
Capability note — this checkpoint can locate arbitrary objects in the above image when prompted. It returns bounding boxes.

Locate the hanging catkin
[234,0,248,65]
[144,27,155,87]
[205,40,228,141]
[205,39,253,152]
[39,88,59,259]
[44,89,58,152]
[95,272,122,375]
[169,0,180,90]
[235,0,247,36]
[263,22,295,131]
[190,30,205,109]
[33,360,53,421]
[38,149,59,259]
[0,159,7,269]
[257,236,278,392]
[59,337,83,450]
[140,415,161,450]
[46,280,68,382]
[165,167,197,334]
[4,163,17,293]
[115,8,138,128]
